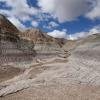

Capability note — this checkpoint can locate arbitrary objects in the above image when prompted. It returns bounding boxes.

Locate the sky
[0,0,100,40]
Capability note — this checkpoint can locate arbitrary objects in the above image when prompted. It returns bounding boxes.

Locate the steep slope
[0,14,35,65]
[19,29,66,46]
[0,14,19,33]
[18,29,67,58]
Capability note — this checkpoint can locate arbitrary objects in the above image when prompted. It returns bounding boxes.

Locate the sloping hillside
[0,14,100,100]
[18,29,66,47]
[0,14,19,33]
[0,34,100,100]
[0,14,36,65]
[18,29,67,58]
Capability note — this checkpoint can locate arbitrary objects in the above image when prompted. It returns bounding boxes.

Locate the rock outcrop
[0,14,67,65]
[18,29,67,58]
[0,14,36,65]
[0,14,19,33]
[19,29,66,46]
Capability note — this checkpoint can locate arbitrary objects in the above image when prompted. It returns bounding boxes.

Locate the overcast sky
[0,0,100,39]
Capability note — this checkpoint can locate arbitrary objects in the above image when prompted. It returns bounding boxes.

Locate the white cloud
[69,25,100,40]
[89,25,100,34]
[47,29,67,39]
[69,32,89,40]
[0,0,39,29]
[43,21,59,29]
[31,21,39,27]
[8,16,26,30]
[47,28,99,40]
[86,0,100,20]
[2,0,99,24]
[0,0,38,18]
[0,0,100,33]
[38,0,92,23]
[44,25,100,40]
[49,21,59,28]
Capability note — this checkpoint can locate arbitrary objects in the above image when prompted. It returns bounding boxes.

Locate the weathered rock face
[0,14,20,52]
[0,14,19,33]
[0,14,67,64]
[19,29,66,58]
[19,29,66,46]
[0,15,36,65]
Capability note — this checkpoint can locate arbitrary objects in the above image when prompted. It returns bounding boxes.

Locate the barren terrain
[0,35,100,100]
[0,14,100,99]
